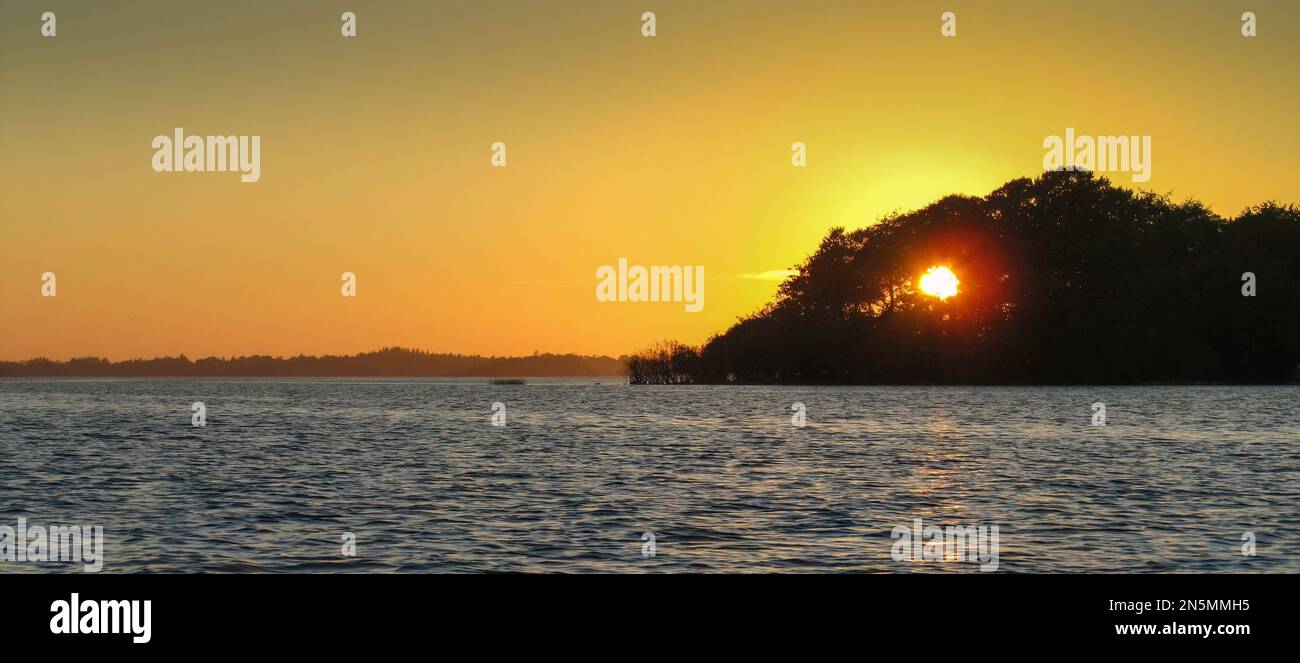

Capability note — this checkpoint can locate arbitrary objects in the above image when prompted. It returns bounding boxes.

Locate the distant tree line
[0,347,625,378]
[625,171,1300,384]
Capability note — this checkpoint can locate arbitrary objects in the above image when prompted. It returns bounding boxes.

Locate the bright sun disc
[919,265,959,300]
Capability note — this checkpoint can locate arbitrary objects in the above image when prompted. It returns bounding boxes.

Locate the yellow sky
[2,0,1297,360]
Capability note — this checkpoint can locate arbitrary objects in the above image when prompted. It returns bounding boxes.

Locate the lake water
[1,380,1296,573]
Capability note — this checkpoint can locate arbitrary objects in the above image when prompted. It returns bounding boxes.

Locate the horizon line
[0,346,630,364]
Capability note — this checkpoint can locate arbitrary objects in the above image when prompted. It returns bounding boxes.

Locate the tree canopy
[628,171,1300,384]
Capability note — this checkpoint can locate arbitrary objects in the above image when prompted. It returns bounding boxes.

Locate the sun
[918,265,959,300]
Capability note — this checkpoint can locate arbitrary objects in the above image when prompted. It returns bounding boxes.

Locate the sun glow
[919,266,959,300]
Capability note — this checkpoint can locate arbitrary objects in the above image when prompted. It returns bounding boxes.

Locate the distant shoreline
[0,347,626,379]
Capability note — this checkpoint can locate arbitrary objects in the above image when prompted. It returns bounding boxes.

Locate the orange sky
[2,0,1297,360]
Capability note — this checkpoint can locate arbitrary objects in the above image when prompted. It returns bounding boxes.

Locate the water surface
[1,380,1295,572]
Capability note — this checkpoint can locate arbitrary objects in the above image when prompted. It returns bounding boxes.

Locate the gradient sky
[2,0,1297,360]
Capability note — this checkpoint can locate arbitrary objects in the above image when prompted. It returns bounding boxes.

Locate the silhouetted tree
[626,171,1300,384]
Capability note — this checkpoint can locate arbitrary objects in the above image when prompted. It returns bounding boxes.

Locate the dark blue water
[1,380,1295,572]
